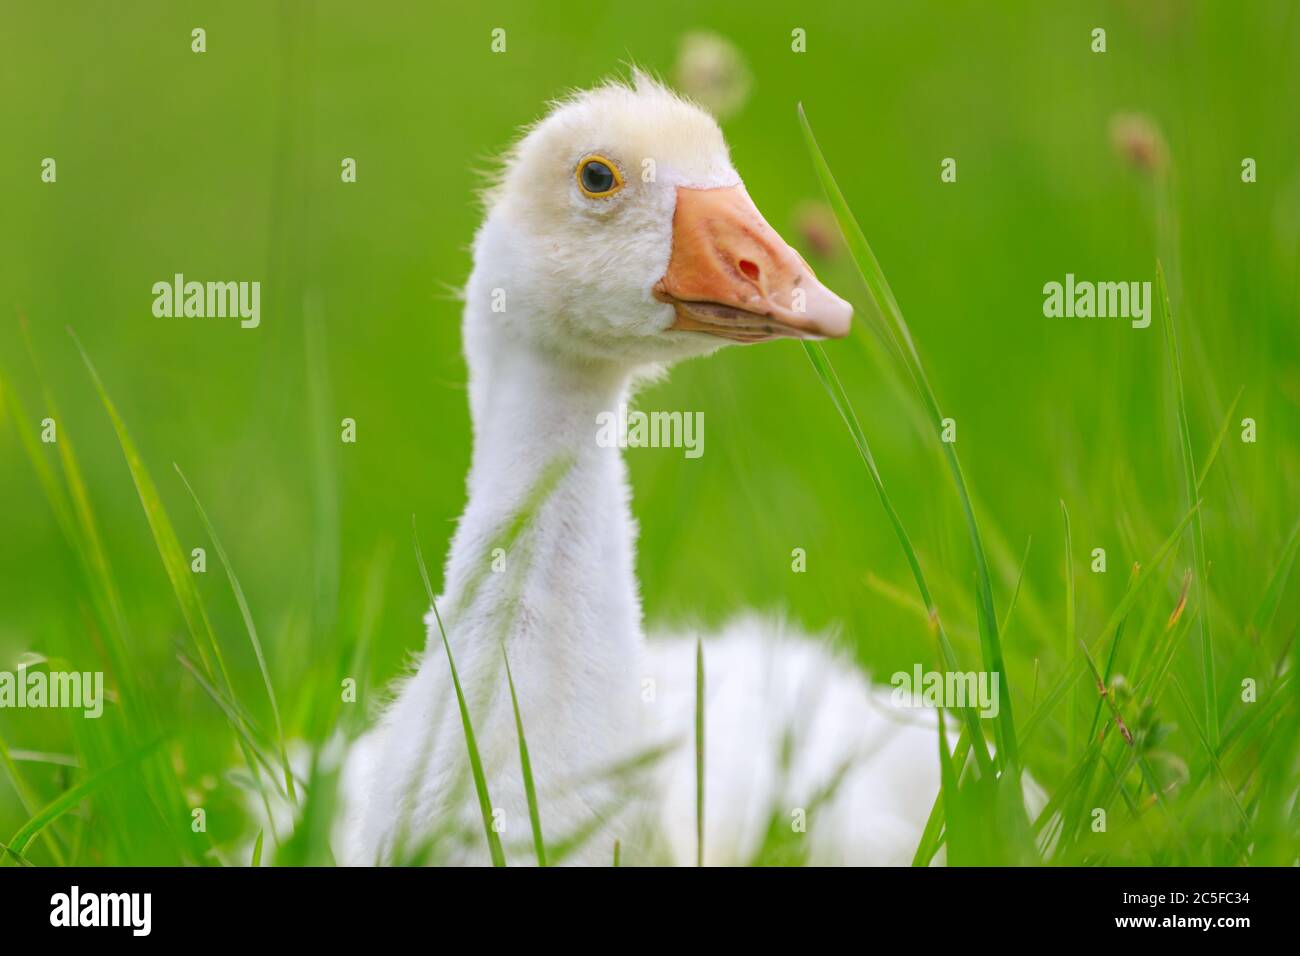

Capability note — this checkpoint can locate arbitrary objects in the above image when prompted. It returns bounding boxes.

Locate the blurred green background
[1,0,1297,863]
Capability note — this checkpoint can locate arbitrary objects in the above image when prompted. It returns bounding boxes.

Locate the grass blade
[1021,498,1201,743]
[1156,260,1217,747]
[7,329,137,708]
[6,740,159,858]
[1077,640,1133,748]
[998,536,1033,636]
[68,330,229,687]
[175,653,289,801]
[274,746,341,867]
[70,332,279,827]
[1168,676,1250,830]
[1061,501,1077,761]
[393,472,564,865]
[0,840,34,867]
[175,464,296,803]
[0,372,77,567]
[911,727,970,866]
[502,647,546,867]
[0,729,66,865]
[798,104,1016,768]
[1248,517,1300,642]
[1196,386,1243,491]
[413,516,506,867]
[803,341,994,772]
[1086,617,1128,743]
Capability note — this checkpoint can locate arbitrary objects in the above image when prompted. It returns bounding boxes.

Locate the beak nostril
[738,259,760,282]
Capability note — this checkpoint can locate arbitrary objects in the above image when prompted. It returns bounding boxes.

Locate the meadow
[1,0,1297,865]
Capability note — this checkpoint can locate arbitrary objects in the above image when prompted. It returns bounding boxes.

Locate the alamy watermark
[595,403,703,459]
[1043,273,1151,328]
[0,665,104,718]
[152,273,260,329]
[50,886,150,936]
[890,664,1000,718]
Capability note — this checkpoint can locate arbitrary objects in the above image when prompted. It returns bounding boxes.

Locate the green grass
[503,648,546,867]
[1,0,1297,867]
[176,463,296,804]
[799,104,1017,771]
[413,518,506,867]
[1061,500,1078,763]
[5,739,159,860]
[1156,260,1219,749]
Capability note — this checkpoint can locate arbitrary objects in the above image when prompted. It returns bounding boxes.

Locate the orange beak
[654,185,852,343]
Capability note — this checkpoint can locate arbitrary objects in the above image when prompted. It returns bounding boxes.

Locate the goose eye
[577,156,622,198]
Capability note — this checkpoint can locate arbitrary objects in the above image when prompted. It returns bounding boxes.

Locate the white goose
[339,74,951,866]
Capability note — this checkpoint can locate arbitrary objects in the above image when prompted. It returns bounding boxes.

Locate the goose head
[469,74,853,367]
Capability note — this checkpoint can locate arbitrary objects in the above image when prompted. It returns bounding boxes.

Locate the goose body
[339,75,948,866]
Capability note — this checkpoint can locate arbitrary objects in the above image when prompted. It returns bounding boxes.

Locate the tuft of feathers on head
[474,68,718,211]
